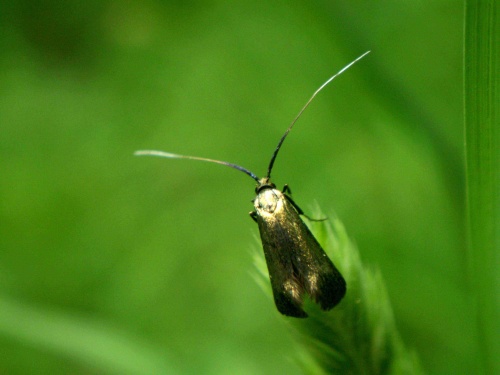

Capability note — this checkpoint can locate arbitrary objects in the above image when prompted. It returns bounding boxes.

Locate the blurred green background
[0,1,474,374]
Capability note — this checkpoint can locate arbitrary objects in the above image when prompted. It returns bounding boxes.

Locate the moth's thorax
[254,187,284,216]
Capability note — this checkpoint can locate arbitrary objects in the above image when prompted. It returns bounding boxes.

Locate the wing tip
[315,274,347,311]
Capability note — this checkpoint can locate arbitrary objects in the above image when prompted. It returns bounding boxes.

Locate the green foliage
[464,1,500,374]
[253,211,423,375]
[0,297,177,374]
[0,1,484,374]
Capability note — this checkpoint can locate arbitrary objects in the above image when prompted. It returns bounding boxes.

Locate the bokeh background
[1,1,475,374]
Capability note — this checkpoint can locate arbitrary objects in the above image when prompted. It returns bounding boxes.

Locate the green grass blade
[464,1,500,374]
[0,296,178,374]
[252,211,423,374]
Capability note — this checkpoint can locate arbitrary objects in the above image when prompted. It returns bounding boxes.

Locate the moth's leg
[249,211,258,223]
[305,215,328,222]
[285,195,327,222]
[285,195,303,214]
[282,184,292,195]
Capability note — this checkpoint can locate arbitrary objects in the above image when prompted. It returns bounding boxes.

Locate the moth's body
[251,179,346,317]
[135,52,369,317]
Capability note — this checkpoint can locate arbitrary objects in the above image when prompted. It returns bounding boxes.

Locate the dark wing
[282,195,346,311]
[256,210,309,317]
[256,196,345,317]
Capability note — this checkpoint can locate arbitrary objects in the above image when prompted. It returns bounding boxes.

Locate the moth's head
[255,177,276,194]
[253,183,283,215]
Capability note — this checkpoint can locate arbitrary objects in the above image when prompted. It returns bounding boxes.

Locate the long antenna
[265,50,370,179]
[134,150,260,182]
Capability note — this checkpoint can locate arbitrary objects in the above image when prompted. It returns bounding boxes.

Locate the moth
[136,51,369,317]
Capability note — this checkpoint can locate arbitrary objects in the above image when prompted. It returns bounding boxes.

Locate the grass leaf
[253,210,423,374]
[464,1,500,374]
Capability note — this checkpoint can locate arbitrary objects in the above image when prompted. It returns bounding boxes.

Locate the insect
[136,51,369,317]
